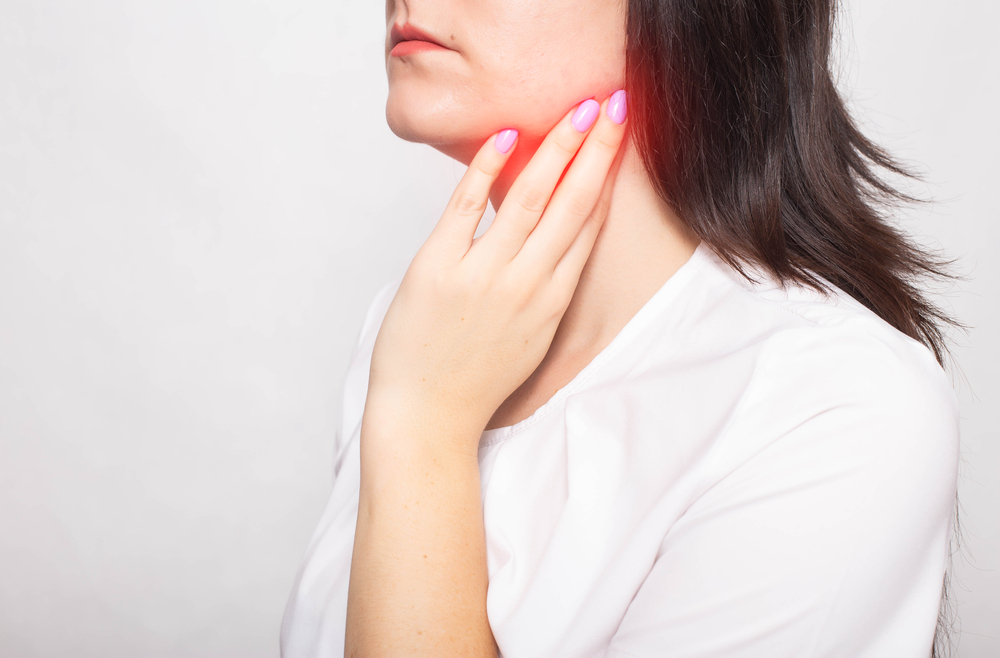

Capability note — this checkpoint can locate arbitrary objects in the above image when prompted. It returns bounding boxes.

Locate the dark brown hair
[625,0,956,365]
[625,0,958,653]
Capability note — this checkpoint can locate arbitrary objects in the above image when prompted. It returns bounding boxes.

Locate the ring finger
[516,91,627,273]
[474,98,603,263]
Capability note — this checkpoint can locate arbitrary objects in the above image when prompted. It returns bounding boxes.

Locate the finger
[429,129,519,254]
[517,91,627,273]
[475,98,603,263]
[551,128,625,289]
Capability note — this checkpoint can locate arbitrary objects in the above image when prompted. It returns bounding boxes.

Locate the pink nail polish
[607,90,627,125]
[495,129,518,154]
[571,99,600,132]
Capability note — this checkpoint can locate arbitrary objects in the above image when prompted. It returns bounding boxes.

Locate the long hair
[624,0,958,653]
[625,0,957,364]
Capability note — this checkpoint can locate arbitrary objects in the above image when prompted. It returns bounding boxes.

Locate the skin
[384,0,628,176]
[345,1,702,655]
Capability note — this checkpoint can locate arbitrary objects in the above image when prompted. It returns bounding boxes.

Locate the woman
[281,0,960,656]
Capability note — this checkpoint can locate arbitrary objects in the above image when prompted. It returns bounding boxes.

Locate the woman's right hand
[347,91,628,657]
[364,90,629,451]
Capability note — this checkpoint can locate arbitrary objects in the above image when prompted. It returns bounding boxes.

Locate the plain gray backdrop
[1,1,996,656]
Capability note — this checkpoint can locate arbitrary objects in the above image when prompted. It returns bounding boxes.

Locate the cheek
[385,0,625,153]
[471,27,626,139]
[475,0,625,119]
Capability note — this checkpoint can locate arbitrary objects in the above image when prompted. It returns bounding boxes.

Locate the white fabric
[280,242,959,658]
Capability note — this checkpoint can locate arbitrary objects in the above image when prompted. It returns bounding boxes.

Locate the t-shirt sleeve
[332,279,401,477]
[605,325,960,658]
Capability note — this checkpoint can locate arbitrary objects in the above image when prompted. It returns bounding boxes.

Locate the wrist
[357,410,484,509]
[361,388,490,454]
[357,411,485,493]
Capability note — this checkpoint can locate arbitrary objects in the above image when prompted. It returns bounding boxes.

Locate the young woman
[281,0,960,656]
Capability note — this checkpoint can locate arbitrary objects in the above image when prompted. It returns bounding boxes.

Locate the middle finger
[475,98,602,262]
[516,91,627,273]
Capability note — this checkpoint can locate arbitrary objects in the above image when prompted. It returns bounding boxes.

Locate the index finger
[428,128,519,254]
[472,99,603,263]
[515,90,627,272]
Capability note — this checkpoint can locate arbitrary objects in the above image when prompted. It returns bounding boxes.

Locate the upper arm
[606,326,960,658]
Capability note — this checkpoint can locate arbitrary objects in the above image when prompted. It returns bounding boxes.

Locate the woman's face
[385,0,627,166]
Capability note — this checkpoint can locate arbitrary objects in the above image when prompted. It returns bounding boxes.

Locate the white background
[0,1,996,656]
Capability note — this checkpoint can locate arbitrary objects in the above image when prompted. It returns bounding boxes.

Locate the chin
[385,88,490,164]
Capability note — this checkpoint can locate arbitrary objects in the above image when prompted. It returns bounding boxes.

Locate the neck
[483,136,701,429]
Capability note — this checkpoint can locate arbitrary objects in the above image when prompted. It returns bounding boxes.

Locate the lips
[389,23,450,50]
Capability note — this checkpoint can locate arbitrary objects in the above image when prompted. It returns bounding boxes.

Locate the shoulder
[742,318,959,478]
[748,285,956,430]
[697,244,956,418]
[690,247,959,477]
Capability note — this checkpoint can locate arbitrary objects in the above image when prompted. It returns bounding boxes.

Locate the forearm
[344,408,496,657]
[342,95,625,656]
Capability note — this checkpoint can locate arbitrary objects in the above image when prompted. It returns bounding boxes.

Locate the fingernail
[495,129,518,154]
[571,99,600,132]
[607,90,627,125]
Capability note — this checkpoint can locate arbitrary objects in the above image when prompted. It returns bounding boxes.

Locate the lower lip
[390,40,450,57]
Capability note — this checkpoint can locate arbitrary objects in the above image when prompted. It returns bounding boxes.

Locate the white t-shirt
[281,242,959,658]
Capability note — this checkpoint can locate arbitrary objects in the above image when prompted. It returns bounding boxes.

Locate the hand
[347,92,628,656]
[366,91,629,449]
